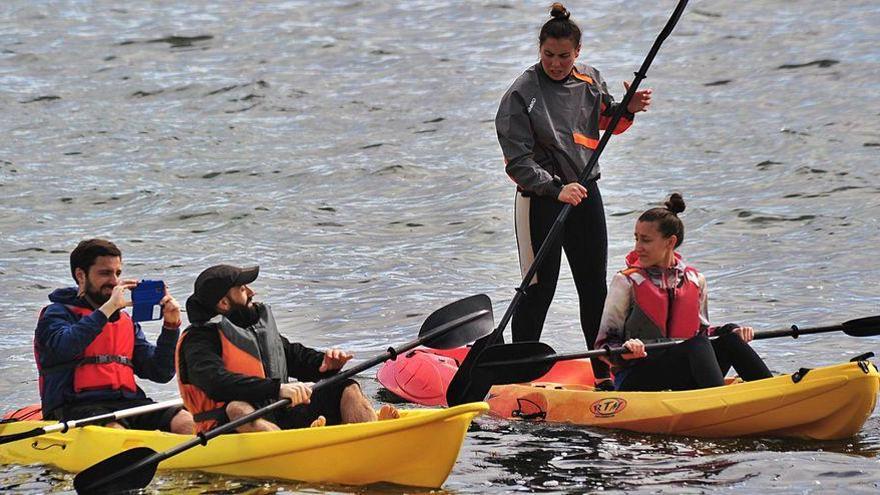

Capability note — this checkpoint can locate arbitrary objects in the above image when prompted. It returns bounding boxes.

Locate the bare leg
[104,421,125,430]
[226,401,280,432]
[339,383,378,424]
[309,415,326,427]
[170,409,195,434]
[337,383,400,423]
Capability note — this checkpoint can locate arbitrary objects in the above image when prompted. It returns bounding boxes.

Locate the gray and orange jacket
[176,303,328,433]
[496,62,634,198]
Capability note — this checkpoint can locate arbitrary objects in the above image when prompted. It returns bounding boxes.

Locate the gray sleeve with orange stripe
[594,68,635,134]
[495,78,563,199]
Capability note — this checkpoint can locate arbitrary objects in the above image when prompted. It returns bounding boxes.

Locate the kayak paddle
[0,398,183,445]
[446,0,691,407]
[73,294,493,494]
[452,315,880,404]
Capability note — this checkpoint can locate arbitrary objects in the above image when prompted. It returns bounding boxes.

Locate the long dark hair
[638,193,686,248]
[539,3,581,47]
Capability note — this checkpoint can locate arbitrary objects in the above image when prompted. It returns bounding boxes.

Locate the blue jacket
[34,287,179,415]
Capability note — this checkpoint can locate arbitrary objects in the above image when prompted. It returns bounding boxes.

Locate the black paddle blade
[843,315,880,337]
[446,332,496,407]
[475,342,557,385]
[418,294,494,349]
[446,342,555,407]
[447,342,558,406]
[74,446,158,494]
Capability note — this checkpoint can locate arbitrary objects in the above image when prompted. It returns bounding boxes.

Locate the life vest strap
[39,355,134,375]
[193,406,228,424]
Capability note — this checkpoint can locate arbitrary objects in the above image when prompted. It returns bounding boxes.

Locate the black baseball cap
[185,264,259,323]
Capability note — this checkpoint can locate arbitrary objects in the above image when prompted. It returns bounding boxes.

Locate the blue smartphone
[131,280,165,322]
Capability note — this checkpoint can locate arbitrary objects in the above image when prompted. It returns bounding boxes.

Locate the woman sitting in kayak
[594,194,772,391]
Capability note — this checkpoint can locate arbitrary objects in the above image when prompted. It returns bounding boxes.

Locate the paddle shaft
[79,307,490,492]
[0,398,183,445]
[481,323,859,369]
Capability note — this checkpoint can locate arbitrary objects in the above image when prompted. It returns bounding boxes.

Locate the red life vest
[622,264,703,341]
[176,324,268,434]
[36,305,137,395]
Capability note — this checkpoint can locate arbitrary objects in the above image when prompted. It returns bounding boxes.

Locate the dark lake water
[1,0,879,493]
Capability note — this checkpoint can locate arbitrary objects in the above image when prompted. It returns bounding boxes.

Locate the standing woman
[495,3,652,389]
[594,194,773,391]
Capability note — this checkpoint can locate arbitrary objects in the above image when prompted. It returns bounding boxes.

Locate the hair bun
[664,192,686,215]
[549,2,570,20]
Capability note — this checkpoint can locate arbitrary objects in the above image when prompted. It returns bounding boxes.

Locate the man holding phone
[34,239,194,434]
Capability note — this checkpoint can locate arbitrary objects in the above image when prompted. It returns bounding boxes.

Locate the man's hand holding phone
[99,280,138,319]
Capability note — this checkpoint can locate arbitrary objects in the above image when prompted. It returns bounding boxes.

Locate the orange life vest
[176,306,286,433]
[36,305,137,395]
[622,265,703,341]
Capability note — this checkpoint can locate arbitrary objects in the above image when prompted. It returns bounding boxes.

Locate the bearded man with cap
[176,264,398,433]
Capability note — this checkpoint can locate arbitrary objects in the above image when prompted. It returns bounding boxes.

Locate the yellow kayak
[0,402,487,488]
[486,360,879,440]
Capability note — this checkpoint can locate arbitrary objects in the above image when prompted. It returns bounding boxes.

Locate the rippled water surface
[1,0,879,493]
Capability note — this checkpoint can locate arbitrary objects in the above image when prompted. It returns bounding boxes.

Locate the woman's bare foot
[378,404,400,420]
[309,415,326,428]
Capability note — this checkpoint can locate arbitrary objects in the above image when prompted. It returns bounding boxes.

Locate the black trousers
[47,397,182,432]
[512,181,609,379]
[617,334,772,392]
[275,379,358,429]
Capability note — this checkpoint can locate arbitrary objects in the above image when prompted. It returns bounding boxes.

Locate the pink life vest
[621,253,703,341]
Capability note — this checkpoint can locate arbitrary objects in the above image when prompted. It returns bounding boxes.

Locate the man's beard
[83,279,113,306]
[226,299,260,328]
